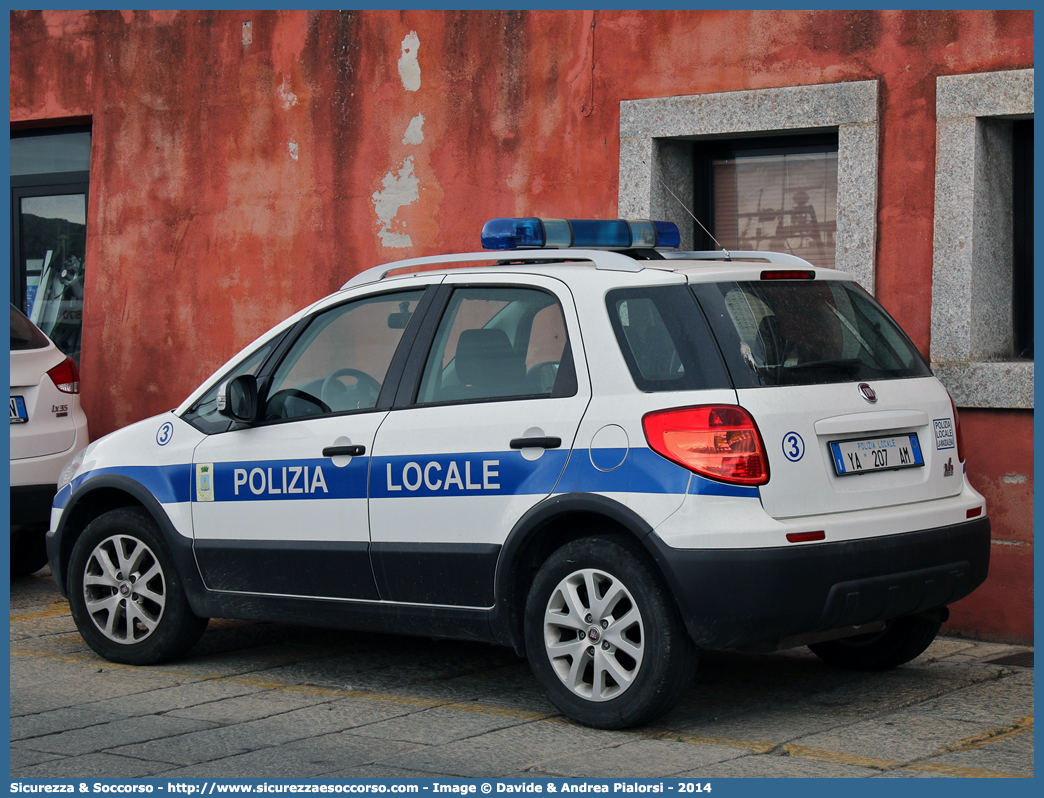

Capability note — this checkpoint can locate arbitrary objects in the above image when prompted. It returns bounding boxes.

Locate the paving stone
[11,706,127,741]
[165,686,336,723]
[10,670,188,716]
[677,752,879,778]
[378,721,628,777]
[11,752,178,778]
[914,726,1035,778]
[533,739,748,778]
[13,714,219,756]
[793,713,995,764]
[154,734,424,778]
[109,698,420,766]
[871,769,950,777]
[902,670,1033,725]
[349,705,529,744]
[669,707,845,743]
[8,747,65,770]
[80,679,263,717]
[326,764,442,778]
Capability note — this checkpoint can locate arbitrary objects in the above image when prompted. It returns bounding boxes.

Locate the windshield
[692,279,932,388]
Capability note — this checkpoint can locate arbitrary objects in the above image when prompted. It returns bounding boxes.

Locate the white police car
[48,218,989,729]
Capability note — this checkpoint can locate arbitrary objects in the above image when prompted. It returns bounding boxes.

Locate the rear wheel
[67,507,208,665]
[524,536,696,729]
[808,614,942,671]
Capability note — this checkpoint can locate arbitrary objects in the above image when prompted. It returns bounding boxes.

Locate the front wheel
[67,507,208,665]
[524,536,696,729]
[808,614,942,671]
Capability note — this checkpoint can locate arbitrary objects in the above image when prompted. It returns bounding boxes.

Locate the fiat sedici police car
[48,218,989,729]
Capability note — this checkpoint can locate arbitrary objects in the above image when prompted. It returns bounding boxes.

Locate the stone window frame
[930,69,1034,409]
[618,80,879,291]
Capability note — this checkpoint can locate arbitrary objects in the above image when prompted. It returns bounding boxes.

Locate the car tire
[10,523,49,577]
[67,507,208,665]
[524,535,697,729]
[808,614,942,671]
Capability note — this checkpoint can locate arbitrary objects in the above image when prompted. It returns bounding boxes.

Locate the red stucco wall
[9,10,1033,642]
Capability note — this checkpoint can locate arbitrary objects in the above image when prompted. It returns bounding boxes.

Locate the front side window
[264,290,423,421]
[694,279,932,388]
[416,286,574,404]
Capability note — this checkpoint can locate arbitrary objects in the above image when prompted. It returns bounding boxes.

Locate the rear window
[691,279,932,388]
[10,305,50,351]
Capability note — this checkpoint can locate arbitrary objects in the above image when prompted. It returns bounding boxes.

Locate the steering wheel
[321,368,382,409]
[264,388,331,421]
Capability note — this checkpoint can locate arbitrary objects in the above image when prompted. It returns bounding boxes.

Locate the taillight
[948,393,965,463]
[642,405,769,485]
[47,357,81,394]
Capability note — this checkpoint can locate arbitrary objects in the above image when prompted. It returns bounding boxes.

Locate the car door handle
[322,445,366,457]
[510,437,562,450]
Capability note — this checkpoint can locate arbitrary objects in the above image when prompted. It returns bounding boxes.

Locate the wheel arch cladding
[489,492,668,656]
[51,475,208,614]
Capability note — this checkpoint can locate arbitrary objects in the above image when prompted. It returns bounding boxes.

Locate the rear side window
[606,286,730,392]
[10,305,50,351]
[692,279,932,388]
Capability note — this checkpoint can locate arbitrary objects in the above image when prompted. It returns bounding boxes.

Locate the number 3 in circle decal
[156,421,174,447]
[782,431,805,462]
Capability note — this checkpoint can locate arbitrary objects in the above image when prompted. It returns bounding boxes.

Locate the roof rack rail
[662,250,816,267]
[341,249,645,289]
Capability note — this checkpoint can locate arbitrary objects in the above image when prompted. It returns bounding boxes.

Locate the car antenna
[649,165,731,260]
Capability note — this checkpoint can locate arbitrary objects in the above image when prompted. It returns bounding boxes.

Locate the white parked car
[10,304,88,576]
[46,219,989,728]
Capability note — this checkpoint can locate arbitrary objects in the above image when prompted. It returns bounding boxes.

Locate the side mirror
[216,374,258,422]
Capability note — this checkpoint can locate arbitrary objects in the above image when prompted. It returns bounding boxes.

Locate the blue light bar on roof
[481,218,681,251]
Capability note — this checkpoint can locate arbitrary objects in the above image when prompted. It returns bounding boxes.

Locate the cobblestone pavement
[10,568,1033,779]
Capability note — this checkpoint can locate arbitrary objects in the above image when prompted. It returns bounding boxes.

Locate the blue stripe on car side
[52,464,193,510]
[52,448,760,507]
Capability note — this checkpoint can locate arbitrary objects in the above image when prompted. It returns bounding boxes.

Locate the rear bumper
[647,516,991,651]
[10,484,59,526]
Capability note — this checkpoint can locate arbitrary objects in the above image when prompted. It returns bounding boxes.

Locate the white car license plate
[10,395,28,424]
[830,433,923,476]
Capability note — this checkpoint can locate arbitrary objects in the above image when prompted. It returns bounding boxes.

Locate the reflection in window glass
[265,291,423,421]
[713,151,838,269]
[417,287,566,404]
[20,193,88,363]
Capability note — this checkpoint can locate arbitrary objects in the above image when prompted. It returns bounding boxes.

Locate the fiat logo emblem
[858,383,877,403]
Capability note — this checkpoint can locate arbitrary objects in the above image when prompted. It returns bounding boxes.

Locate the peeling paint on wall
[277,75,298,109]
[398,31,421,92]
[372,155,419,248]
[402,114,425,145]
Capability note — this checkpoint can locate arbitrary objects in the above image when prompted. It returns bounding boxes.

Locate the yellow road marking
[904,762,1029,778]
[10,600,70,621]
[784,744,897,770]
[942,715,1034,751]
